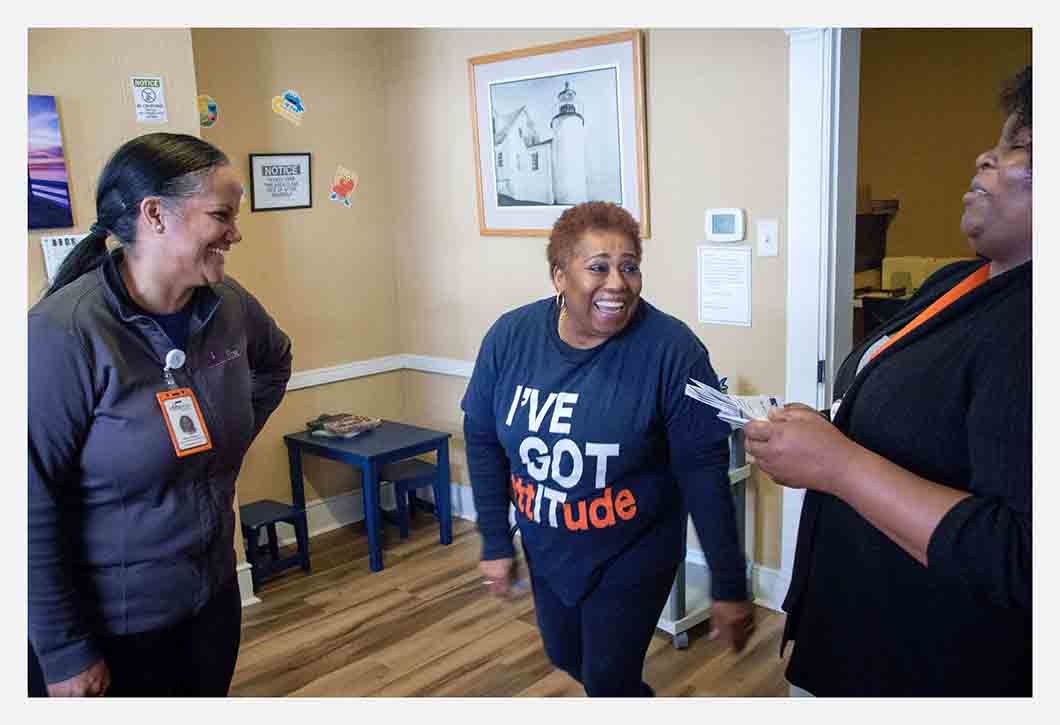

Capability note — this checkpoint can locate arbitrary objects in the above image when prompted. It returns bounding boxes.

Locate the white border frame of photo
[468,30,649,238]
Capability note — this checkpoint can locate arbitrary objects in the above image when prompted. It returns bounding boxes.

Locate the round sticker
[197,94,219,128]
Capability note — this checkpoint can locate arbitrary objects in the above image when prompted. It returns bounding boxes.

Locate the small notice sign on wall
[249,153,313,212]
[130,76,168,124]
[698,245,752,327]
[40,233,87,284]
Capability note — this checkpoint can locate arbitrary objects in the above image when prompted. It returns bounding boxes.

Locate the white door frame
[780,28,860,582]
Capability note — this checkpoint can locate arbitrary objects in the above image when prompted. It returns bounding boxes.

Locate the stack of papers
[306,413,383,437]
[685,378,783,428]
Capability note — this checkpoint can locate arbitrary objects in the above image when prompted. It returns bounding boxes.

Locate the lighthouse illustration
[550,81,588,204]
[492,80,590,206]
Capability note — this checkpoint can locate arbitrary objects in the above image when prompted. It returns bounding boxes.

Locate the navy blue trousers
[30,578,241,697]
[529,555,679,697]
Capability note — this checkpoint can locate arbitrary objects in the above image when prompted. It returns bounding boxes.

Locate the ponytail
[44,223,111,298]
[42,133,229,299]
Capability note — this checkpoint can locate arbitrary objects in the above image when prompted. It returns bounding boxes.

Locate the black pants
[30,579,242,697]
[529,557,679,697]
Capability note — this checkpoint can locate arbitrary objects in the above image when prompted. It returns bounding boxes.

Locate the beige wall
[191,28,401,372]
[27,28,200,303]
[384,29,790,568]
[858,28,1031,259]
[191,29,408,507]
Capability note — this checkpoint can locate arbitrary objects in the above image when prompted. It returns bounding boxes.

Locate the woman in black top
[745,66,1031,696]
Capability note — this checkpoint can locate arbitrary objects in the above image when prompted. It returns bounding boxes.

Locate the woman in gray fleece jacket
[28,133,292,696]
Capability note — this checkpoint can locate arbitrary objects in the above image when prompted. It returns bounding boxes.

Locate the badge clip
[163,349,186,389]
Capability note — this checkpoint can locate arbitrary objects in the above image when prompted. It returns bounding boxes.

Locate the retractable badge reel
[163,349,186,387]
[155,349,213,457]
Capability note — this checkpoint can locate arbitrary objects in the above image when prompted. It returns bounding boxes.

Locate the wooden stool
[379,458,446,540]
[239,499,311,591]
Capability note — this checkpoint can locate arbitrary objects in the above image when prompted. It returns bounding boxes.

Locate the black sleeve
[664,345,748,602]
[28,314,104,683]
[926,329,1031,610]
[243,289,292,439]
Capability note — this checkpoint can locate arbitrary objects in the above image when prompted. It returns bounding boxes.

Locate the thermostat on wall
[705,208,745,243]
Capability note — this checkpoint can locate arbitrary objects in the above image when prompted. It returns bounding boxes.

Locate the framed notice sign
[249,153,312,211]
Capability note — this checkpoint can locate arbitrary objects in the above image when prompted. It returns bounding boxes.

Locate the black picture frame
[249,152,312,212]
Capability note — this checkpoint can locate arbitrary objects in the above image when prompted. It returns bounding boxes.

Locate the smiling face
[553,229,642,348]
[155,164,244,287]
[960,113,1032,272]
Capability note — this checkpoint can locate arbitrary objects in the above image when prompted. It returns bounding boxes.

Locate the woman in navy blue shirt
[462,202,753,696]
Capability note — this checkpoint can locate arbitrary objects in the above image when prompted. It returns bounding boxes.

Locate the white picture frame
[468,31,649,237]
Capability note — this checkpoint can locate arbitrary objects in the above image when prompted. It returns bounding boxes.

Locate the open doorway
[781,26,1031,593]
[851,29,1032,347]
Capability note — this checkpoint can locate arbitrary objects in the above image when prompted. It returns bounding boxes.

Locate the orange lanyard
[869,265,990,363]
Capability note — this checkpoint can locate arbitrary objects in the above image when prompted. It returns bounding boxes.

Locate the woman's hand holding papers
[744,406,859,494]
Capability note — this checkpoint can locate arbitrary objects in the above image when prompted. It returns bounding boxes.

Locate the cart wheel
[672,632,689,650]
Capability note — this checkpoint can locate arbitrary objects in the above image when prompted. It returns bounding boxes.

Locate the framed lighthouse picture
[468,31,649,237]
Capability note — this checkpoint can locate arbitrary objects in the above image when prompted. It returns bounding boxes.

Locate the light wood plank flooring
[232,514,791,697]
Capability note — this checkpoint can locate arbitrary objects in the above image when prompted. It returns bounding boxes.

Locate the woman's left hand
[708,599,755,653]
[744,406,858,494]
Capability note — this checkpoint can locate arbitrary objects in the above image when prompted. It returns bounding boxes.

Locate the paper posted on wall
[685,377,784,428]
[40,233,86,284]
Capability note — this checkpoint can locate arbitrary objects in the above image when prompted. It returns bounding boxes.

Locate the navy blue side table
[283,421,453,572]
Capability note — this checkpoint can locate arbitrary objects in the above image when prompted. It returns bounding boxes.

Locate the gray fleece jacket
[28,250,292,683]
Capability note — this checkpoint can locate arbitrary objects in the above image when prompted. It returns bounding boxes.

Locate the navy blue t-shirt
[149,307,191,352]
[461,297,746,606]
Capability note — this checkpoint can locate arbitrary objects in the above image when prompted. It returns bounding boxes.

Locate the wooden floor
[232,515,791,697]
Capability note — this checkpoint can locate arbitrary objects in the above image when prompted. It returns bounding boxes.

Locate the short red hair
[547,202,642,276]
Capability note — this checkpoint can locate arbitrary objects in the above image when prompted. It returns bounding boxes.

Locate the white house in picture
[493,81,588,206]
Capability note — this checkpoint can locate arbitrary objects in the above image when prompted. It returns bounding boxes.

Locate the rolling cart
[657,430,752,649]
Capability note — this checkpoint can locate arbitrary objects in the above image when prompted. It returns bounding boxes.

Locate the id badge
[156,388,213,457]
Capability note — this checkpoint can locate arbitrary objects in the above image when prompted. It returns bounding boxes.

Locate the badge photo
[156,388,213,457]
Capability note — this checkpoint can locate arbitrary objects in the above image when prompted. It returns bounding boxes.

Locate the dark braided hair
[45,133,229,297]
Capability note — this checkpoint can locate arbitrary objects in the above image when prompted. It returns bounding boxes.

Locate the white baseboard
[262,481,469,547]
[450,482,477,521]
[748,564,789,612]
[236,561,260,608]
[666,550,787,613]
